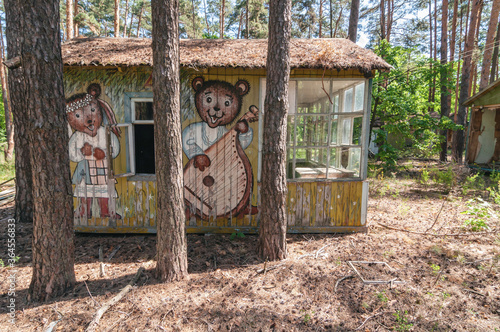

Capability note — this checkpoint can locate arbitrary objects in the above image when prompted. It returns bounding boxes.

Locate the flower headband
[66,94,93,113]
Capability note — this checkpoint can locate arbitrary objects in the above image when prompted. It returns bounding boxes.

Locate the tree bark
[348,0,360,42]
[66,0,74,40]
[5,0,76,301]
[0,17,14,162]
[450,0,458,62]
[123,0,130,37]
[136,2,144,37]
[220,0,225,38]
[491,20,500,83]
[479,0,500,90]
[191,0,197,38]
[257,0,291,261]
[151,0,188,282]
[74,0,79,37]
[114,0,120,37]
[246,0,249,38]
[440,0,451,162]
[452,0,483,163]
[5,0,33,224]
[330,0,333,37]
[319,0,323,38]
[380,0,386,40]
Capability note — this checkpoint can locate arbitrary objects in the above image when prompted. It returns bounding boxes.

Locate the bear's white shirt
[68,126,119,162]
[182,122,253,160]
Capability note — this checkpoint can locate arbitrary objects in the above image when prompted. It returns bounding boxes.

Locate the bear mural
[182,77,259,220]
[66,83,121,220]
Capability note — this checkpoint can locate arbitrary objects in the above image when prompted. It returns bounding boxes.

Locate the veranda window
[287,79,367,180]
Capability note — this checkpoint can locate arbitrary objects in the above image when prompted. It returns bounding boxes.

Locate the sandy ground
[0,166,499,331]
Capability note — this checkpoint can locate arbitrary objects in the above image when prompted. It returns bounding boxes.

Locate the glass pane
[352,116,363,145]
[134,124,155,174]
[354,82,365,111]
[294,148,328,179]
[296,115,329,146]
[287,148,294,179]
[347,147,361,176]
[110,124,133,176]
[341,117,352,145]
[344,88,353,113]
[135,102,154,121]
[333,95,339,113]
[328,147,360,178]
[330,115,338,145]
[297,80,331,114]
[287,116,296,146]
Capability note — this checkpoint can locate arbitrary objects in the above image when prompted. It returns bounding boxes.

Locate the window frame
[259,77,370,183]
[122,92,156,179]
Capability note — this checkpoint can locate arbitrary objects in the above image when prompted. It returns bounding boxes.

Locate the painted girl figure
[66,83,121,219]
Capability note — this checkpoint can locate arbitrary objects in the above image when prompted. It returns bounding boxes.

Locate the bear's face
[67,99,103,137]
[192,77,250,128]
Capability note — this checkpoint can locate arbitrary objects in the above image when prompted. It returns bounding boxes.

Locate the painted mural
[182,77,259,220]
[66,83,121,220]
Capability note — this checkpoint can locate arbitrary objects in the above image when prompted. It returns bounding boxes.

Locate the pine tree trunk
[452,0,483,163]
[114,0,120,37]
[220,0,225,38]
[330,0,333,37]
[0,18,13,162]
[5,0,33,224]
[245,0,249,38]
[491,21,500,83]
[151,0,188,282]
[123,0,130,37]
[319,0,323,38]
[74,0,79,36]
[257,0,291,261]
[450,0,458,62]
[191,0,197,38]
[66,0,74,40]
[5,0,76,301]
[136,3,144,37]
[348,0,360,42]
[440,0,451,162]
[479,0,500,89]
[380,0,386,40]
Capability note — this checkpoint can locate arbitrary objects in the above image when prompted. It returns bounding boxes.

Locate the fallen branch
[354,311,391,331]
[377,223,499,237]
[107,245,121,261]
[255,262,285,275]
[86,267,144,332]
[462,288,485,297]
[423,197,446,233]
[335,275,354,292]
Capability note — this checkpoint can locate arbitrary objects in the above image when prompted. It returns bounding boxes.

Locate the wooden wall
[64,66,368,234]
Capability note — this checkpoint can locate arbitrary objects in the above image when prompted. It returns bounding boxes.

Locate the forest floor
[0,160,499,331]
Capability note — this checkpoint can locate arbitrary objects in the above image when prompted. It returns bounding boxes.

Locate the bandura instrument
[184,106,258,220]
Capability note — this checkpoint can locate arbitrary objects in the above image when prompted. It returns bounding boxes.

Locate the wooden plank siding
[67,66,368,234]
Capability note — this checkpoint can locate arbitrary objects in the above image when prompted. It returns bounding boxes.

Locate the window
[269,79,367,180]
[132,100,155,174]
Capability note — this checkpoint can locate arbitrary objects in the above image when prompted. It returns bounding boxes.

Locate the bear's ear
[192,77,204,92]
[87,83,101,98]
[235,80,250,96]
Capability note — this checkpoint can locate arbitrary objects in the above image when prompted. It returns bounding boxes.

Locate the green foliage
[462,172,485,195]
[230,231,245,240]
[461,199,494,232]
[370,41,460,168]
[430,263,440,274]
[376,291,388,303]
[393,310,413,332]
[0,160,15,183]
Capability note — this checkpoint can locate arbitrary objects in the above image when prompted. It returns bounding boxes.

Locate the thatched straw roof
[62,37,391,73]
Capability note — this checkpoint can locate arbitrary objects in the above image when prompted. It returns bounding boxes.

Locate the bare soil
[1,161,499,331]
